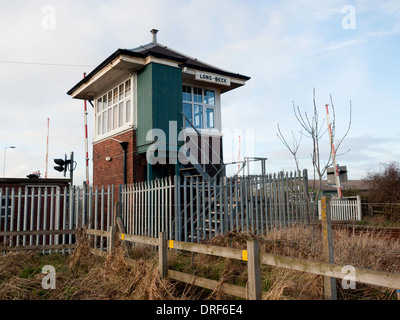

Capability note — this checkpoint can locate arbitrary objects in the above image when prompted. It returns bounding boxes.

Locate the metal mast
[83,73,89,186]
[45,118,50,179]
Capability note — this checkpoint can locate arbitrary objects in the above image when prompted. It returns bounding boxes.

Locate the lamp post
[3,146,15,178]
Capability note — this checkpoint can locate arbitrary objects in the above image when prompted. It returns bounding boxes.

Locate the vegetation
[364,162,400,203]
[277,89,352,222]
[362,161,400,222]
[0,225,399,300]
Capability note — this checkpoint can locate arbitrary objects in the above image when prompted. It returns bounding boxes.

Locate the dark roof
[67,42,250,96]
[0,178,71,189]
[129,43,250,79]
[310,180,370,192]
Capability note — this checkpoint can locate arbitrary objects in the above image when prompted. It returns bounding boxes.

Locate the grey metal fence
[118,170,311,242]
[120,176,174,240]
[0,185,114,252]
[0,169,319,251]
[175,170,311,242]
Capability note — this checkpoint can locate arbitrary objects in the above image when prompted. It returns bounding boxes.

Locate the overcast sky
[1,0,399,184]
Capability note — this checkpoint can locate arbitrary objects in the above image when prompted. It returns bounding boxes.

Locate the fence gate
[318,196,362,221]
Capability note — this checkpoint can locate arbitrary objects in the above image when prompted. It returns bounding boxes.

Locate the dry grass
[0,225,399,300]
[190,224,400,300]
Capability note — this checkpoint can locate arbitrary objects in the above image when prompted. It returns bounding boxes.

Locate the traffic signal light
[54,154,70,177]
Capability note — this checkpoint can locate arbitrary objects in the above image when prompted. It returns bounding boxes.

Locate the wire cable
[0,60,96,68]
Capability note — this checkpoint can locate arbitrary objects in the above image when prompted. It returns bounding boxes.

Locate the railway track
[330,222,400,240]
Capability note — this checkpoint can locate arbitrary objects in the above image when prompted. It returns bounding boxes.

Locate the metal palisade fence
[1,169,363,252]
[0,185,114,252]
[119,170,312,242]
[174,170,311,242]
[120,176,174,240]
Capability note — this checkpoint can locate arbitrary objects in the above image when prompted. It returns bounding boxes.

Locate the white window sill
[93,124,134,144]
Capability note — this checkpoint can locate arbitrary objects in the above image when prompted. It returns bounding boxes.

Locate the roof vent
[150,29,159,43]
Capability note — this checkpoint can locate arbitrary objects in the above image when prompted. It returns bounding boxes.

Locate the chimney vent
[150,29,159,43]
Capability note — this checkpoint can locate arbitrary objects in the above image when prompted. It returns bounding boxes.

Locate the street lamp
[3,146,15,178]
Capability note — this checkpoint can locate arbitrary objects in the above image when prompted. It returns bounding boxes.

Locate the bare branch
[276,123,302,173]
[333,99,352,154]
[277,89,352,211]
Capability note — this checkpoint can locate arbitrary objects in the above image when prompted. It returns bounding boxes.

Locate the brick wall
[92,129,147,190]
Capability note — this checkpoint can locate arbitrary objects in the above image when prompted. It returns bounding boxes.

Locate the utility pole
[45,118,50,179]
[83,73,90,186]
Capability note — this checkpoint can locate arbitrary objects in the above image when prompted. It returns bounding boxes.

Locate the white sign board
[195,71,231,86]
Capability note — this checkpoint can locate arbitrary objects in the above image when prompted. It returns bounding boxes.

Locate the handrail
[181,112,223,169]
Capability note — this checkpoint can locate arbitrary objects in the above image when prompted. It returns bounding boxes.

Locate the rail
[87,228,400,300]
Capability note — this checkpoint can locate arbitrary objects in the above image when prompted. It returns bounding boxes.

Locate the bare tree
[277,89,352,222]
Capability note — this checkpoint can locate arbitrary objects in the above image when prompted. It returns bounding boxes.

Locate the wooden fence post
[114,201,133,258]
[159,232,168,279]
[320,196,337,300]
[109,226,116,251]
[247,239,261,300]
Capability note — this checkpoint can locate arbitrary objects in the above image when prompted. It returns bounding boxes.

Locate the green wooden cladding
[137,63,183,154]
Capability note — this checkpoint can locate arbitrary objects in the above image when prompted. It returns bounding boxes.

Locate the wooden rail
[0,229,77,237]
[2,225,399,299]
[0,229,78,252]
[87,228,400,300]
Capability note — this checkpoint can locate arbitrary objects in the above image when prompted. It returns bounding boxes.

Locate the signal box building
[67,30,250,187]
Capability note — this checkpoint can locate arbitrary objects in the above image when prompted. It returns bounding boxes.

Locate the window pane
[113,88,118,104]
[103,94,107,108]
[102,111,107,134]
[193,87,202,103]
[119,102,124,127]
[97,115,102,135]
[206,108,214,128]
[108,92,112,107]
[119,84,124,101]
[125,79,131,97]
[182,85,191,102]
[126,100,131,124]
[183,103,192,128]
[113,106,118,129]
[194,104,203,129]
[204,90,215,105]
[108,109,112,132]
[97,97,102,112]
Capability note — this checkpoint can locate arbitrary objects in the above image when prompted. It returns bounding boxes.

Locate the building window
[96,78,132,138]
[182,85,216,130]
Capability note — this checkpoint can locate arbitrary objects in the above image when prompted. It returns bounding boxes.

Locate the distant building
[0,178,71,192]
[67,29,250,189]
[309,179,369,196]
[0,178,71,231]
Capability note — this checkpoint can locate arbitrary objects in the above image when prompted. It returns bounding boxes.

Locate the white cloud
[381,0,400,16]
[0,0,399,184]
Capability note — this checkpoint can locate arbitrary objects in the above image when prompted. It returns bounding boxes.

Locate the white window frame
[94,75,136,142]
[182,83,221,134]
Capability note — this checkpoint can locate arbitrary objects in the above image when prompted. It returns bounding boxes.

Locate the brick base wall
[92,130,147,190]
[92,130,224,202]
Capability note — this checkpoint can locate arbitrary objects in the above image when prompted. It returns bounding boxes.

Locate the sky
[0,0,399,185]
